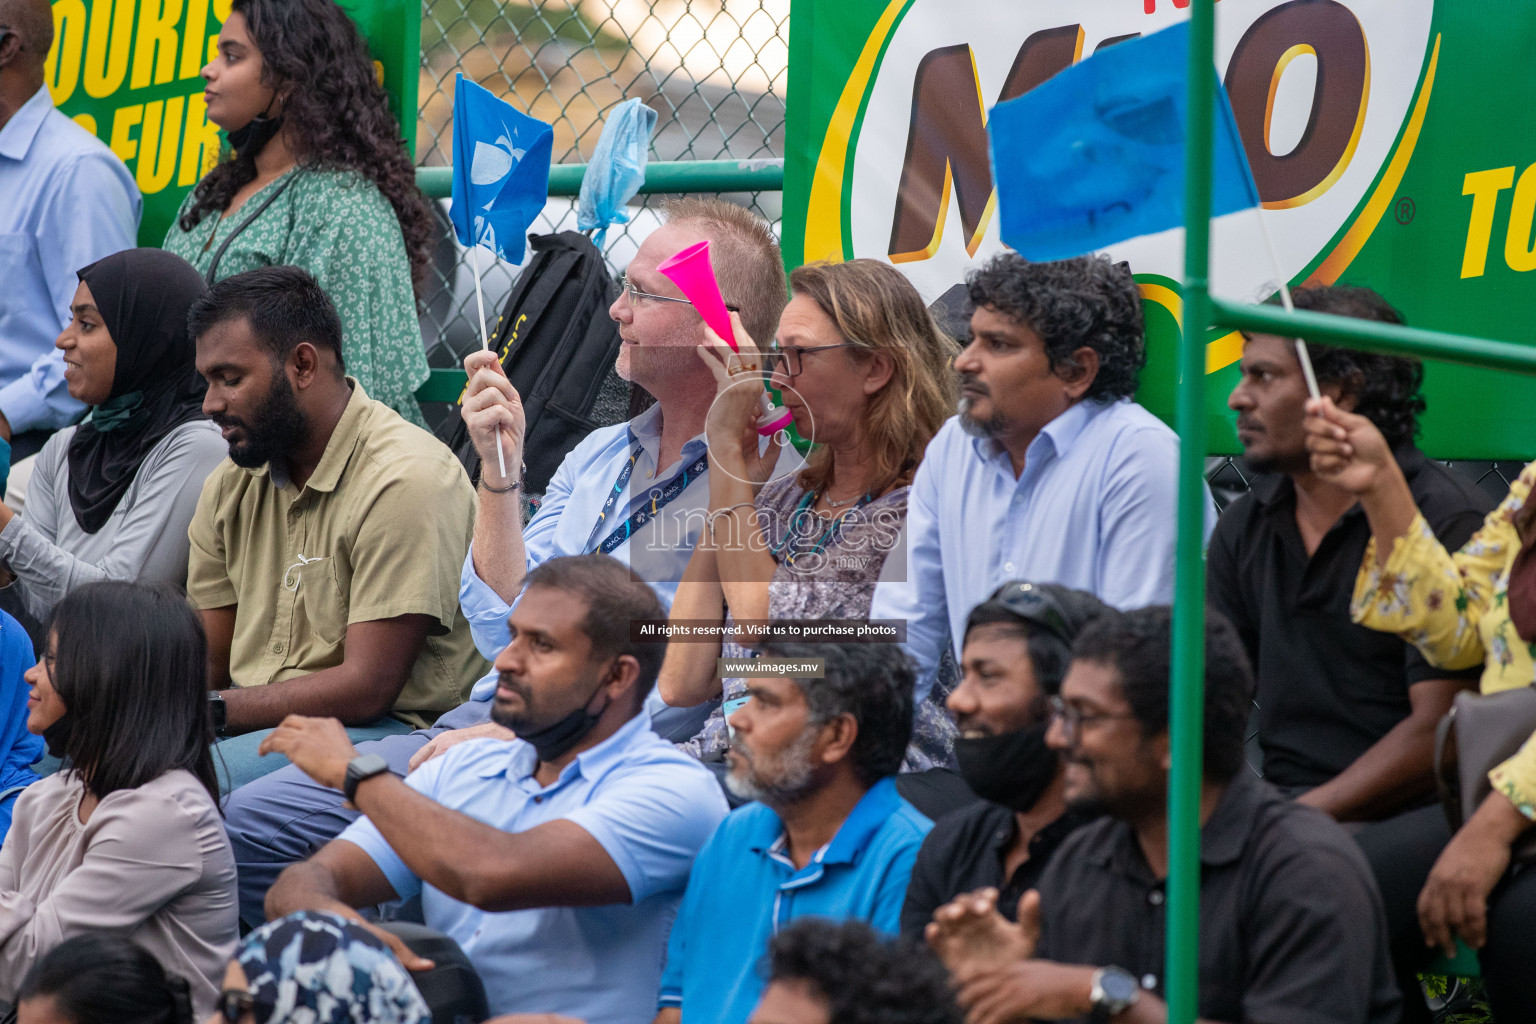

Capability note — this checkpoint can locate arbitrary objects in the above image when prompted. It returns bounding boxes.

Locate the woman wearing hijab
[0,249,225,624]
[212,912,429,1024]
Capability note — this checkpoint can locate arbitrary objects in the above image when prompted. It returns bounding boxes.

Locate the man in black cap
[900,582,1110,937]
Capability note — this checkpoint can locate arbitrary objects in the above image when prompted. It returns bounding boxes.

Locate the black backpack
[440,231,631,495]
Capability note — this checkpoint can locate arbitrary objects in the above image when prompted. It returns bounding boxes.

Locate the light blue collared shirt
[657,776,931,1023]
[0,87,140,433]
[460,401,800,701]
[870,399,1215,698]
[339,712,729,1022]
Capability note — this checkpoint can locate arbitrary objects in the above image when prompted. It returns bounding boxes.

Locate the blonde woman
[659,259,959,767]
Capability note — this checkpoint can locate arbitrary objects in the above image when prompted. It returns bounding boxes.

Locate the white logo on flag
[469,127,527,251]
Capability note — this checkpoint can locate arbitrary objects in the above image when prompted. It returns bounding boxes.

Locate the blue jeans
[214,719,414,796]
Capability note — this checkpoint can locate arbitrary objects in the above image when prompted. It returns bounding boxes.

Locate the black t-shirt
[899,801,1090,940]
[1207,447,1490,788]
[1034,772,1401,1024]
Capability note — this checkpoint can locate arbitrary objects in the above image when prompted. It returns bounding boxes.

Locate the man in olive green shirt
[185,266,485,792]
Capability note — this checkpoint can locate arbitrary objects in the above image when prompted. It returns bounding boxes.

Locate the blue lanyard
[584,441,711,555]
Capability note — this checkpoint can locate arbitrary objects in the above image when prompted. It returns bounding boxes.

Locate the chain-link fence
[413,0,789,361]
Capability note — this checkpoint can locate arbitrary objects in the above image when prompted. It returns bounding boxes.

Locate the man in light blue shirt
[653,639,933,1024]
[221,201,797,919]
[870,253,1214,700]
[0,1,140,442]
[264,555,729,1023]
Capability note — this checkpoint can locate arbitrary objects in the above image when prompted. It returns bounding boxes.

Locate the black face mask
[514,685,609,764]
[953,722,1060,812]
[227,113,284,161]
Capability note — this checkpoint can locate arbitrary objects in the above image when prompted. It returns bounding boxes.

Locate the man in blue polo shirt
[263,555,729,1023]
[652,639,933,1024]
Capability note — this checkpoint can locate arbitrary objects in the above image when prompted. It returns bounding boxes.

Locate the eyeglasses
[618,273,740,314]
[1047,695,1138,738]
[218,988,254,1023]
[986,581,1076,648]
[763,342,862,377]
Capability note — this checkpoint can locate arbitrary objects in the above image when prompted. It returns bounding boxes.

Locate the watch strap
[343,753,390,803]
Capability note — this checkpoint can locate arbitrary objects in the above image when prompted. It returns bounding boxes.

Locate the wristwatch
[1088,966,1140,1021]
[208,692,227,738]
[343,753,391,804]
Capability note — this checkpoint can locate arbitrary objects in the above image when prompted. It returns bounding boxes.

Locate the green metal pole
[1170,3,1215,1022]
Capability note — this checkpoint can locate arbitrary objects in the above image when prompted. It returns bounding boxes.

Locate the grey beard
[958,396,1007,439]
[725,725,820,805]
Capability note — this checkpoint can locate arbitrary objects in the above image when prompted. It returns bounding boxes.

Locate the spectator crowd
[1,0,1533,1021]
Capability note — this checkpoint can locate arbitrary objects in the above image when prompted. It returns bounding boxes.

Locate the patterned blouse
[1352,459,1536,817]
[677,474,957,771]
[163,167,429,425]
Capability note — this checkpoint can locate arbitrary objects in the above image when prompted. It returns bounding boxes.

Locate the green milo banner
[783,0,1536,459]
[43,0,420,249]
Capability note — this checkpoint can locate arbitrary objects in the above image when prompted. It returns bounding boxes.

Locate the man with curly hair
[871,252,1211,701]
[1208,284,1492,1024]
[749,919,961,1024]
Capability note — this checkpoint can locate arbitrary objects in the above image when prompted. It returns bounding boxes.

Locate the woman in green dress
[163,0,435,424]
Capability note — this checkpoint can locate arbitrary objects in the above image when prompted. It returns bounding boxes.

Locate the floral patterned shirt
[163,167,429,425]
[1352,459,1536,817]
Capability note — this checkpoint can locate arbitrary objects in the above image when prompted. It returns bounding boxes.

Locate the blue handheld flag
[988,21,1259,262]
[450,73,554,265]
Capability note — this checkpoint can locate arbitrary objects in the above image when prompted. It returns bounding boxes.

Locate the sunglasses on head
[986,581,1076,649]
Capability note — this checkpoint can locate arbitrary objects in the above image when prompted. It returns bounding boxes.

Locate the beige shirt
[0,770,237,1017]
[187,380,486,727]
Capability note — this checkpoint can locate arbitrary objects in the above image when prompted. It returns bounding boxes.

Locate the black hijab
[66,249,209,534]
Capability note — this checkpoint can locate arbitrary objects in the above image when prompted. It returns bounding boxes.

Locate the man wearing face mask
[262,554,729,1023]
[899,582,1107,939]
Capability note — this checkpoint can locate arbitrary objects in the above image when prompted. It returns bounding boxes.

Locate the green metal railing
[414,159,785,199]
[1171,3,1531,1020]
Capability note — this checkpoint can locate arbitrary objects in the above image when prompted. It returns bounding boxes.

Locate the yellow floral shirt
[1351,460,1536,818]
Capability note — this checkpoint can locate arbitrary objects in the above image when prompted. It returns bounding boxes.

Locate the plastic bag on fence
[577,98,657,245]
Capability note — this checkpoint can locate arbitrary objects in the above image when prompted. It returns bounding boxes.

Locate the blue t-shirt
[658,777,932,1023]
[339,713,728,1023]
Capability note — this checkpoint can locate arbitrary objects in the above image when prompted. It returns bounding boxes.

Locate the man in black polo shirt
[1207,285,1490,1020]
[927,606,1400,1024]
[900,582,1108,939]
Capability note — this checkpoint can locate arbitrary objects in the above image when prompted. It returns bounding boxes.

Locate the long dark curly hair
[178,0,433,296]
